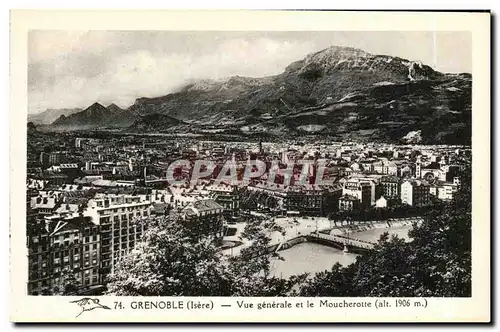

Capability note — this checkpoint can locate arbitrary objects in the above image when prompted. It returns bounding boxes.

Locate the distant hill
[51,102,111,130]
[50,102,139,130]
[44,45,471,144]
[28,108,82,125]
[127,113,186,132]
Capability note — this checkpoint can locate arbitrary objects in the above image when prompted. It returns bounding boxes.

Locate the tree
[47,269,81,296]
[60,270,81,295]
[105,214,295,296]
[298,263,355,296]
[106,216,232,296]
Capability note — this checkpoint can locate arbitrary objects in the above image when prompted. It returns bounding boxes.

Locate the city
[26,126,471,295]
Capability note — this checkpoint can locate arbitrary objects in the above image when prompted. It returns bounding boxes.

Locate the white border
[8,9,491,324]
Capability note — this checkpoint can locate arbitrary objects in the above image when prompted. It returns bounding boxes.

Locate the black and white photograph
[10,10,490,323]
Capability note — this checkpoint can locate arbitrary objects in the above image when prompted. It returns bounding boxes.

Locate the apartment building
[182,199,224,243]
[429,181,459,201]
[342,180,372,208]
[379,176,401,200]
[401,180,431,207]
[83,194,153,277]
[27,216,100,295]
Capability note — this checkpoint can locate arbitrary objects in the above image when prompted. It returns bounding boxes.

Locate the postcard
[10,10,490,323]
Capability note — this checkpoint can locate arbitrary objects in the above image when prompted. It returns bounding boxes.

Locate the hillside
[127,113,186,132]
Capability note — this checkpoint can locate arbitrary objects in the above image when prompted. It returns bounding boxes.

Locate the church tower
[415,160,421,178]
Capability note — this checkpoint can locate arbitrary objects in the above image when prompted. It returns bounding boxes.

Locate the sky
[28,31,471,114]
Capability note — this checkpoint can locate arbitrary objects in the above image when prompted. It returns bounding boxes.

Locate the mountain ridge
[28,108,83,125]
[45,45,471,144]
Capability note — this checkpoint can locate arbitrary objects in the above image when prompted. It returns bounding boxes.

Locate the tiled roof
[183,199,224,216]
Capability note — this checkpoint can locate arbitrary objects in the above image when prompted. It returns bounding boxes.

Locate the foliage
[105,213,295,296]
[45,269,82,296]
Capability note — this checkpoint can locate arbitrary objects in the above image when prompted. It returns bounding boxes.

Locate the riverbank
[328,217,421,237]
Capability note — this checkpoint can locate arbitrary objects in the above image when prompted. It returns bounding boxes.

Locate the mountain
[128,46,445,122]
[127,113,186,132]
[106,103,124,112]
[105,103,139,128]
[45,45,471,144]
[124,46,470,144]
[255,74,471,145]
[52,103,114,130]
[28,108,82,125]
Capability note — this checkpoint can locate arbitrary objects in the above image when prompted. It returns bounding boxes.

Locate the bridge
[306,232,376,252]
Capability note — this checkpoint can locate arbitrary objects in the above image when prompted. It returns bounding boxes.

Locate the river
[270,224,413,278]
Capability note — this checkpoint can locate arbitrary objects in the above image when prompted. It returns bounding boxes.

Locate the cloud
[28,35,316,113]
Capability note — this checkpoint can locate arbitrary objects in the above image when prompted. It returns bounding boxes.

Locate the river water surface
[270,225,413,278]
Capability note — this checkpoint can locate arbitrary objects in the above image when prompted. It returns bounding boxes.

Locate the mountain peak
[106,103,124,112]
[308,46,371,60]
[82,102,109,116]
[87,102,107,110]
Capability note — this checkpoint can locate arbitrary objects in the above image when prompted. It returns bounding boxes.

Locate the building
[342,180,372,208]
[415,160,422,178]
[372,160,398,175]
[281,185,340,216]
[429,181,459,201]
[40,152,65,168]
[379,176,401,200]
[75,138,84,149]
[338,194,359,212]
[30,194,60,217]
[375,196,388,208]
[207,184,240,219]
[182,199,224,243]
[401,180,431,207]
[59,163,81,181]
[27,216,101,295]
[82,194,153,277]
